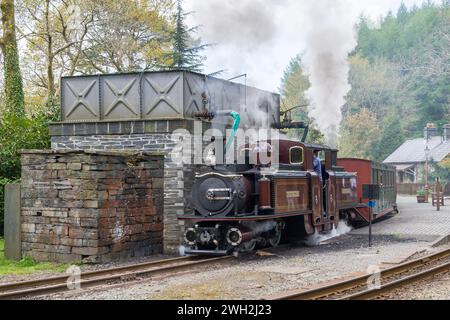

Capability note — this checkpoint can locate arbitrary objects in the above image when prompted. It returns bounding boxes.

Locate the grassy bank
[0,238,68,276]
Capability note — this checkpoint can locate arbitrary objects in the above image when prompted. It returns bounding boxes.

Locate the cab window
[289,147,304,165]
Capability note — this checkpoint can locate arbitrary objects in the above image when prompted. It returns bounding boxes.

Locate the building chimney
[424,123,438,141]
[444,124,450,142]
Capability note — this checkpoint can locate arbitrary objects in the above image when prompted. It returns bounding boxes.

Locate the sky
[184,0,436,93]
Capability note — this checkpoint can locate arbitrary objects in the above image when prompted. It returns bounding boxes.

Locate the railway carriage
[337,159,398,224]
[179,139,398,255]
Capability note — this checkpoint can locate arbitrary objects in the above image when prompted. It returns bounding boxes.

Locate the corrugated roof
[383,137,450,164]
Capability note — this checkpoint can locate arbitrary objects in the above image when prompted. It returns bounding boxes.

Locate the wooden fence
[397,183,450,196]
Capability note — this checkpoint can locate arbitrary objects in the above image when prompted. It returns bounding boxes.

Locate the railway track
[0,244,291,300]
[0,255,234,300]
[266,247,450,300]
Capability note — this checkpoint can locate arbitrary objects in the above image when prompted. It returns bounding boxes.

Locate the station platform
[351,195,450,243]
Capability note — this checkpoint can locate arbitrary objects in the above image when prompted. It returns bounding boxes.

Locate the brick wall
[21,150,164,263]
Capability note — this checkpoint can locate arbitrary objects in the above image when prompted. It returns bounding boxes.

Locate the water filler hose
[194,110,241,154]
[204,110,240,154]
[224,111,240,154]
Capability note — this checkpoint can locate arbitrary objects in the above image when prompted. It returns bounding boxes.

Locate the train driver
[313,150,323,182]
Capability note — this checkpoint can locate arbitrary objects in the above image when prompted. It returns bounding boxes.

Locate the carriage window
[289,147,304,165]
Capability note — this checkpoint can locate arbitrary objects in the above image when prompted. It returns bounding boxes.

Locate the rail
[0,255,234,300]
[265,247,450,300]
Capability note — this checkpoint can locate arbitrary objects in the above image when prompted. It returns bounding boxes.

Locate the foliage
[338,109,379,160]
[0,238,68,275]
[0,108,54,179]
[342,2,450,159]
[0,106,56,236]
[430,157,450,182]
[165,0,207,72]
[280,54,310,112]
[343,55,408,121]
[16,0,176,102]
[18,0,94,102]
[439,157,450,170]
[81,0,175,73]
[372,114,406,162]
[279,54,325,144]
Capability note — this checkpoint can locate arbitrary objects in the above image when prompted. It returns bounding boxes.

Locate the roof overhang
[394,164,416,171]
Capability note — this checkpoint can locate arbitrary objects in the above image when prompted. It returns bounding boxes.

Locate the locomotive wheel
[239,239,257,253]
[268,230,282,247]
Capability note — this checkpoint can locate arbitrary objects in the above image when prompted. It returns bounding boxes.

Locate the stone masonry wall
[50,120,211,254]
[21,150,164,263]
[51,134,183,254]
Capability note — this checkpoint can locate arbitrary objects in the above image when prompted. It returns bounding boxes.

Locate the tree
[343,2,450,157]
[279,54,310,118]
[397,2,409,22]
[344,55,407,119]
[338,109,379,159]
[279,54,325,144]
[80,0,174,73]
[373,114,405,162]
[18,0,94,105]
[166,0,207,72]
[430,157,450,183]
[18,0,175,103]
[0,0,25,116]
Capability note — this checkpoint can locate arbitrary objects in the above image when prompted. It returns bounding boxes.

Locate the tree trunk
[0,0,25,116]
[45,0,55,105]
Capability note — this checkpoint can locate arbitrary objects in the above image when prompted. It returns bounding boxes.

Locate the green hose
[225,111,240,154]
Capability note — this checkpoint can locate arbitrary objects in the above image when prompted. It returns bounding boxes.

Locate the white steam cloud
[184,0,281,88]
[302,1,357,148]
[184,0,424,143]
[306,221,353,246]
[185,0,427,91]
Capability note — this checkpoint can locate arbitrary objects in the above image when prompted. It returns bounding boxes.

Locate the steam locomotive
[178,106,398,255]
[179,135,398,255]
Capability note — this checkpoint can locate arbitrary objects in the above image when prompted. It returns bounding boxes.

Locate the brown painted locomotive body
[180,139,397,255]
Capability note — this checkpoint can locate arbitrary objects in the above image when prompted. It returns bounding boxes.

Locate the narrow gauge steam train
[179,139,398,255]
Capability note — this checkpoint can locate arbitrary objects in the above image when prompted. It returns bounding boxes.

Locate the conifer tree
[167,0,207,72]
[397,2,409,22]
